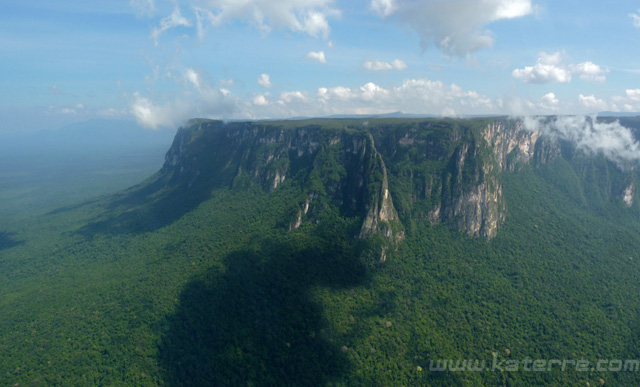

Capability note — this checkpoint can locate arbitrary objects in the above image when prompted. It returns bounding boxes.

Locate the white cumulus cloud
[609,89,640,112]
[570,61,609,83]
[372,0,534,55]
[579,94,608,111]
[512,52,571,84]
[130,67,234,129]
[130,93,174,129]
[239,76,496,119]
[315,78,492,116]
[193,0,339,40]
[513,52,608,84]
[538,92,560,112]
[307,51,327,64]
[278,91,307,104]
[253,94,269,106]
[184,68,202,89]
[257,73,272,88]
[363,59,407,71]
[626,89,640,102]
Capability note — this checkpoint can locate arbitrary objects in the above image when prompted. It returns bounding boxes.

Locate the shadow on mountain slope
[0,232,23,251]
[75,174,213,237]
[46,199,100,216]
[159,236,368,386]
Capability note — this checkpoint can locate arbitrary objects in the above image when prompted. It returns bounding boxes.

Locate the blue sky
[2,0,640,131]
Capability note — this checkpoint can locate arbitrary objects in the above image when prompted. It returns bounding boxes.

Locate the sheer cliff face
[483,121,540,171]
[438,139,505,240]
[441,120,552,239]
[407,120,549,239]
[162,120,403,245]
[159,117,635,244]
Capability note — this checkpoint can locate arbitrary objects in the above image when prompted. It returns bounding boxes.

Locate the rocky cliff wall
[158,117,637,244]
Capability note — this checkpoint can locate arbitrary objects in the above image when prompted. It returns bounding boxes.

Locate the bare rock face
[624,182,635,207]
[483,121,541,171]
[272,170,285,190]
[436,120,558,239]
[358,134,402,244]
[289,210,303,231]
[447,178,504,239]
[438,138,504,240]
[289,198,312,231]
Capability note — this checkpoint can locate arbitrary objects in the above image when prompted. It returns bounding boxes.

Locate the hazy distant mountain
[598,111,640,117]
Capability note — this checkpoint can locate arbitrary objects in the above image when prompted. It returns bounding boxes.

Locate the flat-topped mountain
[3,116,640,386]
[104,117,638,245]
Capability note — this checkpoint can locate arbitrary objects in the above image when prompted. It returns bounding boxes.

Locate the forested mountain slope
[2,117,640,386]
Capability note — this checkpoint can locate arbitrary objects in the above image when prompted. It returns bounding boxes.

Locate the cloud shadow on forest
[158,237,368,386]
[0,232,23,251]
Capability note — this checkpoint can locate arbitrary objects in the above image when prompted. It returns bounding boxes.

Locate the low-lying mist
[522,115,640,168]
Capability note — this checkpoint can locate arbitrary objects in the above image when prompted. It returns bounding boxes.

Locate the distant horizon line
[4,111,640,135]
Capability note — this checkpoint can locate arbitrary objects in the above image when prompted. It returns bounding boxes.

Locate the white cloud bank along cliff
[523,116,640,167]
[130,67,234,129]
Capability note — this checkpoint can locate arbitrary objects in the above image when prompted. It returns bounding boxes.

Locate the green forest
[2,118,640,386]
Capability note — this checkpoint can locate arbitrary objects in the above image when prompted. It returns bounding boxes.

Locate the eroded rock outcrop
[357,134,403,244]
